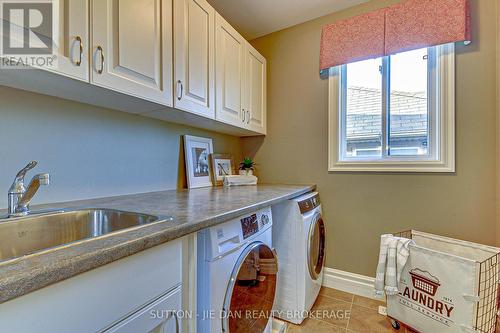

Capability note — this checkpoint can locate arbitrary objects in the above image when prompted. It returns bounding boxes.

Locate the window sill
[329,160,455,173]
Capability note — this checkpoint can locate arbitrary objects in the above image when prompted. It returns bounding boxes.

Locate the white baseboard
[322,267,383,300]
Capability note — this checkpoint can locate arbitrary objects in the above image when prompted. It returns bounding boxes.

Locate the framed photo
[184,135,214,189]
[210,154,234,186]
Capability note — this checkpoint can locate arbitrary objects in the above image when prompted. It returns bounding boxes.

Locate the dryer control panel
[297,193,321,214]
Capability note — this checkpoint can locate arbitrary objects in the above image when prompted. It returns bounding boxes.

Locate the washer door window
[222,242,278,333]
[308,214,326,280]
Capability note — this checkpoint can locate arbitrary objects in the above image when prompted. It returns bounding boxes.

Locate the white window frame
[328,43,455,173]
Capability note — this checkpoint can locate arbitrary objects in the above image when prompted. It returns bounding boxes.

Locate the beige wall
[243,0,498,276]
[0,86,243,208]
[496,0,500,248]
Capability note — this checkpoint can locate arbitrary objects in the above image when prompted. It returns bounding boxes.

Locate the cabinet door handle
[242,109,246,123]
[177,80,183,100]
[172,311,179,333]
[96,46,104,74]
[247,110,250,124]
[75,36,83,66]
[158,311,179,333]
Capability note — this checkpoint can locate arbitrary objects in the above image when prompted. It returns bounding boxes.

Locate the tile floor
[286,287,500,333]
[285,287,417,333]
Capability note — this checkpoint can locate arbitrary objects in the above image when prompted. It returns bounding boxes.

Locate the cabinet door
[51,0,89,81]
[91,0,173,106]
[173,0,215,118]
[215,13,246,127]
[244,44,267,134]
[104,286,182,333]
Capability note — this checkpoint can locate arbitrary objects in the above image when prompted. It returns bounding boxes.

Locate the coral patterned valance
[319,0,471,71]
[319,9,386,71]
[385,0,471,55]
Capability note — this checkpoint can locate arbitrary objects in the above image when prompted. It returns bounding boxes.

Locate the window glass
[389,48,429,156]
[345,58,382,158]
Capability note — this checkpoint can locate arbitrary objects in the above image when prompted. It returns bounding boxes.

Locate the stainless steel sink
[0,209,172,262]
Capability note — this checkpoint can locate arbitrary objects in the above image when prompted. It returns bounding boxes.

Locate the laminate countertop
[0,184,315,304]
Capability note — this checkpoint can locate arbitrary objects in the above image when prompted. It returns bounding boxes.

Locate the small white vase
[239,169,253,176]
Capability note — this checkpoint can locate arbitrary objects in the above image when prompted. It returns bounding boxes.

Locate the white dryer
[271,192,326,324]
[197,207,278,333]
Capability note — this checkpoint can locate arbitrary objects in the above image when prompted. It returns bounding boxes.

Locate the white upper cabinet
[174,0,215,118]
[51,0,89,81]
[215,14,267,134]
[1,0,266,136]
[244,44,267,134]
[215,13,246,127]
[91,0,173,106]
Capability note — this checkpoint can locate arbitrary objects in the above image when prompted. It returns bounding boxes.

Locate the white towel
[374,234,392,296]
[223,175,258,186]
[374,234,414,297]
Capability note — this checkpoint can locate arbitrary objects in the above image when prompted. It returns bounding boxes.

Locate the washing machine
[271,192,326,324]
[197,207,278,333]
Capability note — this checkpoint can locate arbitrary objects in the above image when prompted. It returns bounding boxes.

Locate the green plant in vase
[239,157,255,176]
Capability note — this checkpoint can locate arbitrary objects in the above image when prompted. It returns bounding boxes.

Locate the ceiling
[206,0,369,40]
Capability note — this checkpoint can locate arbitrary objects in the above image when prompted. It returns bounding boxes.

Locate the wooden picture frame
[210,154,234,186]
[184,135,214,188]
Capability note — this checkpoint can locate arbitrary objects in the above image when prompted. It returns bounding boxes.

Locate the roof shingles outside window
[346,87,428,151]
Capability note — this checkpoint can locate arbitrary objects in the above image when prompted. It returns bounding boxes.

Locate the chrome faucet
[8,161,50,217]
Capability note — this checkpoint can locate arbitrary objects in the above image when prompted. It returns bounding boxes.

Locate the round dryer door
[222,242,278,333]
[308,213,326,280]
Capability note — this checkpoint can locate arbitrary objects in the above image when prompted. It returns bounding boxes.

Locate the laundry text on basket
[401,287,454,318]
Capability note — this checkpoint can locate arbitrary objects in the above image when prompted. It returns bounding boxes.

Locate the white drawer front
[0,239,183,333]
[104,286,182,333]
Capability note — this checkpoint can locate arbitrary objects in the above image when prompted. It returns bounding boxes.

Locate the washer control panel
[240,208,273,239]
[241,214,259,239]
[204,207,273,260]
[260,213,270,229]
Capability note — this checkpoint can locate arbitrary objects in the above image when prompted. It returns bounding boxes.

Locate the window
[328,43,455,172]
